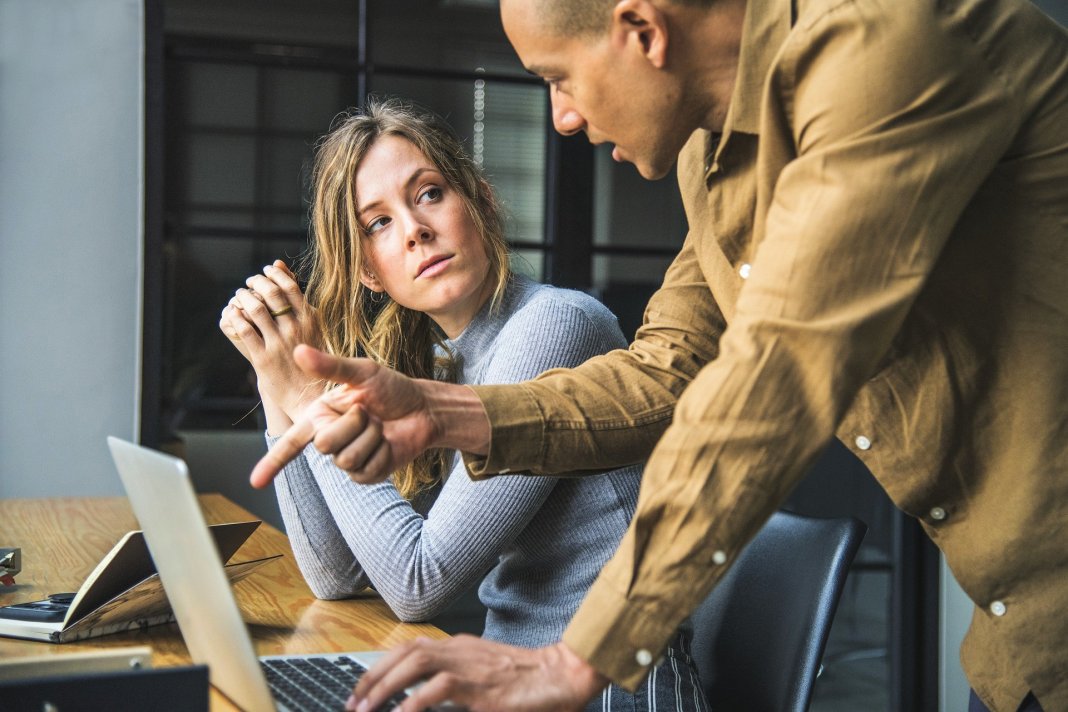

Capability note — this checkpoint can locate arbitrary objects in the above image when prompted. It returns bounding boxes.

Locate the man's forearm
[467,236,722,477]
[426,381,492,456]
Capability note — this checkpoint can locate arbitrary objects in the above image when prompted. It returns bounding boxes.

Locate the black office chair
[689,510,866,712]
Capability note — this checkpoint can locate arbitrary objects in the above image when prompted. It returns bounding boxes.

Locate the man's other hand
[347,636,608,712]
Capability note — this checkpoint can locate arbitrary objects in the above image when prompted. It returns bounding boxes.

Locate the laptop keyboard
[260,656,408,711]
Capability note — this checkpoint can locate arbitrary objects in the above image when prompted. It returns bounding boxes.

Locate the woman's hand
[218,260,325,431]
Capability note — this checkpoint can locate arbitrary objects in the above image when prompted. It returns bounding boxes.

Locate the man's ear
[610,0,669,69]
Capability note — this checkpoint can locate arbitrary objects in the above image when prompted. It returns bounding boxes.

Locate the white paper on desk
[0,521,279,643]
[55,556,280,642]
[63,520,263,626]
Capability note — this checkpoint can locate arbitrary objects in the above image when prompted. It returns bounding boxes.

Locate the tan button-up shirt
[468,0,1068,708]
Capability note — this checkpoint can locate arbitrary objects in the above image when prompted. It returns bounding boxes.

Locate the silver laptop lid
[107,436,276,712]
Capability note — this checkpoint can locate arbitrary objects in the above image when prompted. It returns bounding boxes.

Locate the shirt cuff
[462,383,546,476]
[561,570,683,691]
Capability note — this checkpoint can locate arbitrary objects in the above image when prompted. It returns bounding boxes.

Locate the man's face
[501,0,692,180]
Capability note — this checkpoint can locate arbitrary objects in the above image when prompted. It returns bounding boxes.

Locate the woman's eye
[366,216,390,234]
[418,186,443,203]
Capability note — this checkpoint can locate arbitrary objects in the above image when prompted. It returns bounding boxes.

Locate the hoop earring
[369,290,385,304]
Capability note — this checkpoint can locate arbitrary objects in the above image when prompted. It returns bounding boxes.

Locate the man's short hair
[542,0,715,37]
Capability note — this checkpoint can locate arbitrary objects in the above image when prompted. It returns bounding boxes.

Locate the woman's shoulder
[506,276,623,338]
[470,276,628,380]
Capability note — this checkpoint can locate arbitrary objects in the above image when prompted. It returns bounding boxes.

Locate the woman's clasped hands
[218,259,325,433]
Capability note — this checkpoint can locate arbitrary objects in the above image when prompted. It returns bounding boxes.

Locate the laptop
[106,436,407,712]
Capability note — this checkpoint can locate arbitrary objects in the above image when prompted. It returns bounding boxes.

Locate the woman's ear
[610,0,669,69]
[359,270,384,293]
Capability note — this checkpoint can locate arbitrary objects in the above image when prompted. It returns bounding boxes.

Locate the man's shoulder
[791,0,890,29]
[789,0,948,38]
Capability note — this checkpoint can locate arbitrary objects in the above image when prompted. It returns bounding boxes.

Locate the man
[253,0,1068,709]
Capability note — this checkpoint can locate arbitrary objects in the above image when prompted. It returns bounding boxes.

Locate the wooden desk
[0,494,447,709]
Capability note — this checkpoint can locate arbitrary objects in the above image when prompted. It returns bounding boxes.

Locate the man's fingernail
[344,694,356,711]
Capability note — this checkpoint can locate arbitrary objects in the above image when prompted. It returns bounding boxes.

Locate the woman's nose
[406,221,433,248]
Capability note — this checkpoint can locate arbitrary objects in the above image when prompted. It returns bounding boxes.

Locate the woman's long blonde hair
[305,97,510,499]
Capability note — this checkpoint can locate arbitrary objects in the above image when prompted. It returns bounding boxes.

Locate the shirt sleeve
[557,3,1017,689]
[466,232,726,477]
[273,293,633,621]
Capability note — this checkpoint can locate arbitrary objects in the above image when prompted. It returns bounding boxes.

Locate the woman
[220,98,707,710]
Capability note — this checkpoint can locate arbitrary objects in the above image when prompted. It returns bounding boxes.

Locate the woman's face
[355,135,493,338]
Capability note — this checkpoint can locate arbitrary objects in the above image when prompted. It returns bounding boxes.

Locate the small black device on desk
[0,592,76,622]
[0,665,209,712]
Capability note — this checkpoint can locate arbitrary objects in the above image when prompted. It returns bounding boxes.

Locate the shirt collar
[723,0,793,136]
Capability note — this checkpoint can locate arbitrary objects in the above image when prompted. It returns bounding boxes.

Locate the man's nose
[550,90,585,136]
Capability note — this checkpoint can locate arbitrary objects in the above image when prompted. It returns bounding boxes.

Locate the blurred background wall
[0,0,143,499]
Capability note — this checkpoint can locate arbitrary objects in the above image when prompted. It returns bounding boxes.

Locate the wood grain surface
[0,494,447,709]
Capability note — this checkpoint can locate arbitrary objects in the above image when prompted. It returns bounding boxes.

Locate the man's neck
[671,0,747,133]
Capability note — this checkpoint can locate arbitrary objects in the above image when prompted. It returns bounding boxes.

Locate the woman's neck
[430,273,500,339]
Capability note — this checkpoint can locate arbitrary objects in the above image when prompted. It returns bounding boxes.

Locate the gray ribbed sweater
[270,275,642,648]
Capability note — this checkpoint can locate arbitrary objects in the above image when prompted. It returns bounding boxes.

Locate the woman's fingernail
[264,265,274,272]
[356,699,370,712]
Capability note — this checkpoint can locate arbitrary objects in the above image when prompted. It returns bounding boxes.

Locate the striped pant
[969,690,1044,712]
[586,633,710,712]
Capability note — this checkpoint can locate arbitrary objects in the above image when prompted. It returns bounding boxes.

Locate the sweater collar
[444,274,532,369]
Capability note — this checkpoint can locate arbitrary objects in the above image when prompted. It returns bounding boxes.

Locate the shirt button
[739,263,752,280]
[712,550,727,565]
[855,435,872,450]
[635,649,653,666]
[929,507,947,521]
[990,600,1006,617]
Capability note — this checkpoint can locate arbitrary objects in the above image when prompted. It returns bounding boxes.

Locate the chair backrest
[689,510,866,712]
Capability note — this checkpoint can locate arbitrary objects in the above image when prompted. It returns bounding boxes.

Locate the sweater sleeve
[272,451,372,599]
[272,289,630,621]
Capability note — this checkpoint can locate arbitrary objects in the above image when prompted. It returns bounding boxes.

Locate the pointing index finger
[294,345,379,388]
[250,416,316,488]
